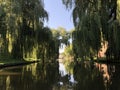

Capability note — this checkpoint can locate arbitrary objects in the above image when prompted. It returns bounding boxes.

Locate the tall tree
[62,0,120,61]
[0,0,60,63]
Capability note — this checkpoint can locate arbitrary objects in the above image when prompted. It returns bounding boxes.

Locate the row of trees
[0,0,60,62]
[62,0,120,61]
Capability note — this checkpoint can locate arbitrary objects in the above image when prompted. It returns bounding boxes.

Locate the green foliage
[63,0,120,61]
[64,44,73,57]
[0,0,60,63]
[73,62,106,90]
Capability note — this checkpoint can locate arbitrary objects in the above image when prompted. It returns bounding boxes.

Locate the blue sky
[44,0,74,31]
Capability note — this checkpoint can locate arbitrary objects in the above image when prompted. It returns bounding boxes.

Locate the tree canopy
[0,0,60,63]
[62,0,120,61]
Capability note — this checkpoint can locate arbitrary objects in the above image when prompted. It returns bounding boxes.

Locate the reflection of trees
[1,62,120,90]
[64,61,75,75]
[109,64,120,90]
[95,63,120,90]
[73,61,105,90]
[0,76,7,90]
[73,61,120,90]
[95,63,111,86]
[0,63,59,90]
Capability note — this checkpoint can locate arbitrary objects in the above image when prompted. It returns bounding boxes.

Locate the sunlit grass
[0,57,39,65]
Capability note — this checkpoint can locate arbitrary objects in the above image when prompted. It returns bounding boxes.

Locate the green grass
[0,58,39,65]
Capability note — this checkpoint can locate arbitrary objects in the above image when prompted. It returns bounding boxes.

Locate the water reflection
[57,62,76,90]
[0,61,120,90]
[59,63,67,76]
[73,61,105,90]
[108,64,120,90]
[0,62,59,90]
[73,61,120,90]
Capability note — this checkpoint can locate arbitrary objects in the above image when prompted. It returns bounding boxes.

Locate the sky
[44,0,74,31]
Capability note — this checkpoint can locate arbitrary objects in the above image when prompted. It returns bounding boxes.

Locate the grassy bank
[94,59,120,64]
[0,59,40,68]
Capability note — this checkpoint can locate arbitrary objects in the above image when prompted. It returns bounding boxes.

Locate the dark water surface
[0,61,120,90]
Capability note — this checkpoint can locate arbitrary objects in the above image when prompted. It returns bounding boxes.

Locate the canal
[0,61,120,90]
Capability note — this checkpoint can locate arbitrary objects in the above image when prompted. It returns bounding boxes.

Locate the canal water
[0,61,120,90]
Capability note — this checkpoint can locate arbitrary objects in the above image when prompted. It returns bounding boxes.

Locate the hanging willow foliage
[0,0,59,62]
[63,0,120,61]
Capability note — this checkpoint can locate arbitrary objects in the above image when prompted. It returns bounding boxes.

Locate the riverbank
[94,59,120,64]
[0,59,40,69]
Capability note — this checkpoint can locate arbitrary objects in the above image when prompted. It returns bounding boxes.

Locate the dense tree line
[0,0,59,63]
[62,0,120,61]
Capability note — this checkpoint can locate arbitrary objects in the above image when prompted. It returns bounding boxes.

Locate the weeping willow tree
[62,0,120,61]
[0,0,59,63]
[62,0,102,60]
